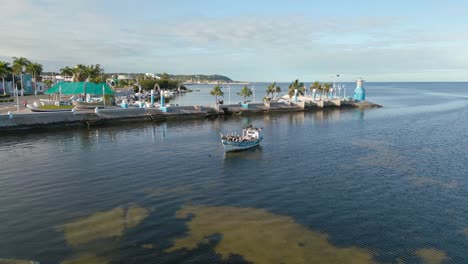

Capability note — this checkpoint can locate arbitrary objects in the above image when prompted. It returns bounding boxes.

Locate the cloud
[1,0,467,81]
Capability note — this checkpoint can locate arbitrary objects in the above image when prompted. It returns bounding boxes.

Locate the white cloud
[0,0,467,81]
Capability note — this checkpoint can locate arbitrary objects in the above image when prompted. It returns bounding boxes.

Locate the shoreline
[0,99,381,132]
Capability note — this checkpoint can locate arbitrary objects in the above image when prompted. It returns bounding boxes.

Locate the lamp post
[138,85,142,107]
[304,84,307,102]
[178,85,181,106]
[16,84,19,112]
[102,85,105,107]
[252,85,255,103]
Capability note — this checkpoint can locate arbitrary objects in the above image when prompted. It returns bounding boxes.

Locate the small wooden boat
[220,125,263,152]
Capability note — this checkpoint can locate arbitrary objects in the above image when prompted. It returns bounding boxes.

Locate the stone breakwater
[0,100,381,132]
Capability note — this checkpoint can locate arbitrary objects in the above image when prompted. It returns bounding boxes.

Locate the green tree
[12,57,31,93]
[210,85,224,104]
[322,83,332,99]
[72,64,105,99]
[137,78,182,91]
[139,79,157,91]
[288,79,305,98]
[26,62,43,94]
[43,79,53,89]
[160,73,170,80]
[72,64,89,82]
[119,79,129,86]
[237,85,252,102]
[266,82,281,99]
[310,81,321,99]
[0,61,12,95]
[310,81,321,92]
[87,64,104,83]
[60,66,74,79]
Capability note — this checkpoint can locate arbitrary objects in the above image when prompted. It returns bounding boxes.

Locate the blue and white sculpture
[353,78,366,101]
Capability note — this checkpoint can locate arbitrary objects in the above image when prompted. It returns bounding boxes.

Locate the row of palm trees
[0,57,106,96]
[210,84,255,103]
[59,64,104,83]
[209,80,334,104]
[0,57,43,95]
[287,80,333,99]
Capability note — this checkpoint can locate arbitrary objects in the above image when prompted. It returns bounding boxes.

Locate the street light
[252,85,255,103]
[102,85,106,107]
[16,84,19,112]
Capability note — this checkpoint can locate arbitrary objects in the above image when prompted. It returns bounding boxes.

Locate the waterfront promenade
[0,98,381,132]
[0,94,48,114]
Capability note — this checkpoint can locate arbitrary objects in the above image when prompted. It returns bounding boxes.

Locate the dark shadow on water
[223,146,263,161]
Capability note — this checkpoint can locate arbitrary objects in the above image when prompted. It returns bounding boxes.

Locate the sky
[1,0,467,82]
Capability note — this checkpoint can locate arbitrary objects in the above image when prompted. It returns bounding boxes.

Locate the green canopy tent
[45,82,114,95]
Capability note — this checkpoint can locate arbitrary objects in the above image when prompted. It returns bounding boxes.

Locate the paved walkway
[0,94,51,113]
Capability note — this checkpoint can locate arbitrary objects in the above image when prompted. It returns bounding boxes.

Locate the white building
[42,75,73,83]
[118,74,130,80]
[145,73,161,79]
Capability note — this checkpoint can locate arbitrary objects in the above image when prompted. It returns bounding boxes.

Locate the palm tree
[0,61,12,95]
[311,81,321,92]
[88,64,104,83]
[266,82,281,99]
[72,64,91,100]
[13,57,31,94]
[310,81,321,100]
[288,79,305,98]
[237,85,252,102]
[43,79,53,89]
[323,83,331,99]
[60,66,74,80]
[210,85,224,104]
[27,62,43,94]
[72,64,89,82]
[273,83,281,97]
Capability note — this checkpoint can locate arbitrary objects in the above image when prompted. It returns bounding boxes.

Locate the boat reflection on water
[223,146,263,160]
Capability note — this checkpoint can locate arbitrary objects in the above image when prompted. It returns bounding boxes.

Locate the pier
[0,99,381,132]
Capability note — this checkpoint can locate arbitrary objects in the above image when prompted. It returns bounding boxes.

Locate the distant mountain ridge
[169,74,233,83]
[43,71,235,83]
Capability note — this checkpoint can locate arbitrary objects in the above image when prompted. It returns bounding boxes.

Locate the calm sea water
[0,82,467,263]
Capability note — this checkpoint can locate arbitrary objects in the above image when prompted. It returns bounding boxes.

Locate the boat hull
[222,137,263,152]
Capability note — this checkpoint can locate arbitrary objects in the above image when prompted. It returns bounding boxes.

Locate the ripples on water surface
[0,83,467,264]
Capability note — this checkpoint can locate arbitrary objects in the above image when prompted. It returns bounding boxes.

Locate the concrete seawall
[0,108,161,131]
[0,100,381,132]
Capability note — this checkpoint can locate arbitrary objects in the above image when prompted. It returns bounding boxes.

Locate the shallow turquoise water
[0,83,467,263]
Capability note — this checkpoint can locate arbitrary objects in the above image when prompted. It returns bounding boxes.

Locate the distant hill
[169,74,233,83]
[48,71,235,84]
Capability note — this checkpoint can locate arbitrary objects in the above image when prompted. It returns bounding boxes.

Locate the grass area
[0,98,14,103]
[0,94,11,98]
[39,105,74,110]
